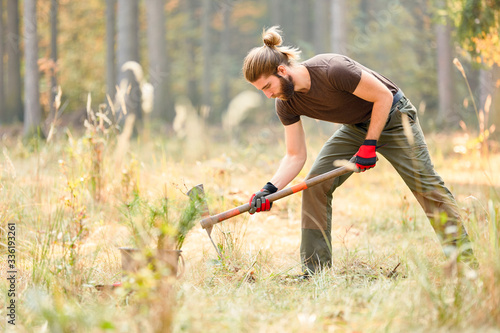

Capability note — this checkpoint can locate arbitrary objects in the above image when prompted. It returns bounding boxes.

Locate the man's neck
[291,65,311,93]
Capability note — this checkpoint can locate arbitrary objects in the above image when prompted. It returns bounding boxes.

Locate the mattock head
[187,184,221,257]
[187,184,210,219]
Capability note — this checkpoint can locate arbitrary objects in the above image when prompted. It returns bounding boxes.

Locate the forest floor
[1,121,499,332]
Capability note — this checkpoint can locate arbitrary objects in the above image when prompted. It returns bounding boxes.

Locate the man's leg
[301,125,366,273]
[377,97,471,258]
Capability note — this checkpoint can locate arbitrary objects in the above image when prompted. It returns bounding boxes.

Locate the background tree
[24,0,41,136]
[295,0,309,44]
[0,0,495,138]
[182,0,198,108]
[313,0,328,54]
[435,0,456,126]
[116,0,141,121]
[269,0,282,28]
[219,2,233,113]
[48,0,58,124]
[201,0,212,110]
[6,0,22,123]
[106,0,116,101]
[453,0,500,62]
[146,0,169,119]
[447,0,500,133]
[330,0,347,54]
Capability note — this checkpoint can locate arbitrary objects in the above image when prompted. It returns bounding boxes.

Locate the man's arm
[248,119,306,214]
[352,70,393,140]
[269,120,307,190]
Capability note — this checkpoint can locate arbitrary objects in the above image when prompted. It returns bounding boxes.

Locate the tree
[106,0,115,102]
[452,0,500,64]
[447,0,500,133]
[219,2,232,112]
[201,0,212,107]
[182,0,198,107]
[330,0,347,54]
[201,0,212,110]
[24,0,42,136]
[6,0,22,123]
[48,0,58,123]
[313,0,327,53]
[146,0,169,118]
[296,0,309,44]
[269,0,282,26]
[435,0,456,126]
[116,0,141,121]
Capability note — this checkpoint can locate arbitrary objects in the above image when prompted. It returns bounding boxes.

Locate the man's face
[252,73,295,101]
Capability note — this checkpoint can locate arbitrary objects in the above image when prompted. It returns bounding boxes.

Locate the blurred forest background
[0,0,499,138]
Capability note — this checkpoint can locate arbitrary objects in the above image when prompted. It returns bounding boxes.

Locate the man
[243,26,472,275]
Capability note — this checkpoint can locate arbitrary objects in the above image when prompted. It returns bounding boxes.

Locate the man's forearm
[365,98,392,141]
[270,154,306,190]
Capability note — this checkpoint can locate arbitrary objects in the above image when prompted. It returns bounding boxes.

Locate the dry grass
[0,119,499,332]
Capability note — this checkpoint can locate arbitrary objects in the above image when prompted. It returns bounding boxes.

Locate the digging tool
[187,184,223,258]
[189,162,358,255]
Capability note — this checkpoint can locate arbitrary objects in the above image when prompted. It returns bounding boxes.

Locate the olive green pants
[301,96,469,273]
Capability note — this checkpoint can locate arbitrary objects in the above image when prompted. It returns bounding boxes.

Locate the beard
[275,74,295,101]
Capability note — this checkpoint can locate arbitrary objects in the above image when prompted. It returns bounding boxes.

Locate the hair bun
[262,26,283,47]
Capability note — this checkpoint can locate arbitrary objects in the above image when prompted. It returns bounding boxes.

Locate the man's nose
[264,90,273,98]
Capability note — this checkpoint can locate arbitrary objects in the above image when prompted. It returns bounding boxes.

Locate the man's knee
[301,177,336,230]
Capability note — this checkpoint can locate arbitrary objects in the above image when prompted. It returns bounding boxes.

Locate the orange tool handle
[200,165,352,230]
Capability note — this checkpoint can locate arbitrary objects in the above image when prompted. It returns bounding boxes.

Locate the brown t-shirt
[276,54,399,126]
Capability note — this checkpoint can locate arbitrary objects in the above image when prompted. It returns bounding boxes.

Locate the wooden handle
[200,165,352,229]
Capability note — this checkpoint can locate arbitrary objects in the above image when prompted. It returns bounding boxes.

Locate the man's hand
[249,182,278,214]
[354,140,377,172]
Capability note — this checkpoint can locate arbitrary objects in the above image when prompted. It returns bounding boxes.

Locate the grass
[0,116,499,332]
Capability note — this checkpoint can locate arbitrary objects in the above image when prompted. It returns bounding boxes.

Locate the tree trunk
[23,0,41,136]
[220,3,232,112]
[314,0,327,53]
[6,0,22,123]
[117,0,141,121]
[0,0,4,124]
[146,0,169,118]
[491,65,500,138]
[106,0,116,101]
[281,2,294,38]
[435,19,456,126]
[358,0,370,21]
[270,0,281,26]
[296,0,309,43]
[201,0,212,109]
[330,0,347,54]
[49,0,58,122]
[183,0,198,107]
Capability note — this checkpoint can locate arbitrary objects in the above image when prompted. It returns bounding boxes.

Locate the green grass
[0,121,499,332]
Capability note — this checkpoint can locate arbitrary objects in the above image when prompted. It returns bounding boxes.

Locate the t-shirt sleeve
[276,100,300,126]
[327,57,362,93]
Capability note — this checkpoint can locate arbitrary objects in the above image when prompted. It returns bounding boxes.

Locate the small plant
[122,187,201,252]
[117,188,202,333]
[83,93,119,201]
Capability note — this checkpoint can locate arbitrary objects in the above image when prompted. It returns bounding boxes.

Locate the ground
[0,124,499,332]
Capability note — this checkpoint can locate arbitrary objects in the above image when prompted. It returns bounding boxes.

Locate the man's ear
[277,65,287,76]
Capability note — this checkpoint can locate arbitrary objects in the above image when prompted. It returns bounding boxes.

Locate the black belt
[392,89,404,107]
[354,89,405,127]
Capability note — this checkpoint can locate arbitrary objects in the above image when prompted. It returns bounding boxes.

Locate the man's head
[242,26,301,99]
[250,65,295,100]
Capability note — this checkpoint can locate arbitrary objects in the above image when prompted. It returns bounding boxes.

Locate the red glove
[249,182,278,214]
[354,140,377,172]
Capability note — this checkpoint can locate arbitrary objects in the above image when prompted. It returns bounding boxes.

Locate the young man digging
[243,26,473,277]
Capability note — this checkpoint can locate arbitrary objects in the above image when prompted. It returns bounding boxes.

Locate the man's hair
[242,26,301,83]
